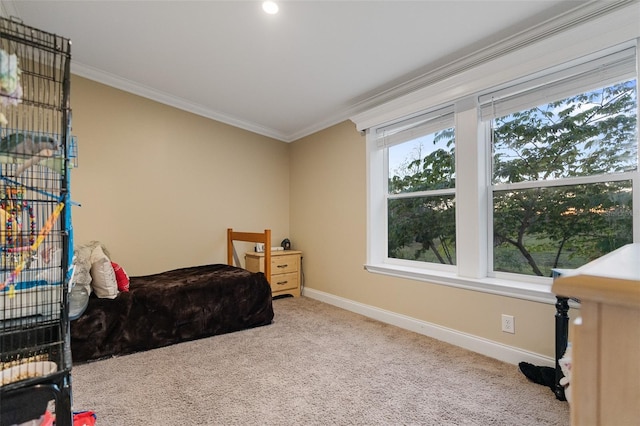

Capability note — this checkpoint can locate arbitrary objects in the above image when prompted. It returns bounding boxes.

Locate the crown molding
[75,58,360,143]
[71,61,289,142]
[350,0,639,131]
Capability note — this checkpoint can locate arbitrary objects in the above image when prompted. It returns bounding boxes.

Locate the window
[481,48,638,278]
[380,107,456,268]
[361,40,639,299]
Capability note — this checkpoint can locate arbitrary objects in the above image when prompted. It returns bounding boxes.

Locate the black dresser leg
[554,296,569,401]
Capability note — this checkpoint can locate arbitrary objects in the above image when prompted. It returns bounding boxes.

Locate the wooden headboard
[227,228,272,283]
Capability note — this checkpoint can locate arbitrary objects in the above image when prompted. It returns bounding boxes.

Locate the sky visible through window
[388,133,443,179]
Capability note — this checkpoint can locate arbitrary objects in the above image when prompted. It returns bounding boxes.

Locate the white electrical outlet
[501,314,515,334]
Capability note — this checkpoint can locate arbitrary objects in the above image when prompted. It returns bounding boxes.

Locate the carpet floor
[71,296,569,425]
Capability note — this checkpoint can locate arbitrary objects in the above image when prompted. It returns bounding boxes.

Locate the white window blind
[375,105,455,148]
[479,47,637,121]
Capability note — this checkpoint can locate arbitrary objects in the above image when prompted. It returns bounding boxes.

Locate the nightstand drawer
[271,272,298,292]
[244,250,302,297]
[272,255,299,274]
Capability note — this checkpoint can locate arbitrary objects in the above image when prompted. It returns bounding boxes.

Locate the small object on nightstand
[281,238,291,250]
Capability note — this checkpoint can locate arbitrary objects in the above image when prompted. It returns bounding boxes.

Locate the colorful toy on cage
[0,185,36,270]
[1,186,36,246]
[1,201,64,296]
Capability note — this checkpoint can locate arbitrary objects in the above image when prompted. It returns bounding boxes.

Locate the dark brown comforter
[70,264,274,363]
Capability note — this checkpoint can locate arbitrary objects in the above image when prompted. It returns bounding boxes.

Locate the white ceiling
[1,0,590,142]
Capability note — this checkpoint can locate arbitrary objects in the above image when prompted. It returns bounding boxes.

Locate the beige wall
[70,76,291,275]
[71,75,558,359]
[289,120,558,358]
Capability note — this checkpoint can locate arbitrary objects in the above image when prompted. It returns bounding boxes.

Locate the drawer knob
[277,264,288,268]
[276,281,288,286]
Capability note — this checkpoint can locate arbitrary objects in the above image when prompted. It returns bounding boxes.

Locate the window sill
[364,263,558,304]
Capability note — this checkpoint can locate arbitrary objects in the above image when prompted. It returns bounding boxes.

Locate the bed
[69,229,274,363]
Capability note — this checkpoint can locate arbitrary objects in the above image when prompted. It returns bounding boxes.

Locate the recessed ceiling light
[262,1,279,15]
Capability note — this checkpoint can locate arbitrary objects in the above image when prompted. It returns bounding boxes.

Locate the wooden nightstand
[245,250,302,297]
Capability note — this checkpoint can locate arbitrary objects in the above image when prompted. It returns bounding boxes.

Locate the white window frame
[381,106,457,272]
[355,2,640,303]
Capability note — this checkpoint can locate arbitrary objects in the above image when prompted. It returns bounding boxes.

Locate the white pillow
[89,245,118,299]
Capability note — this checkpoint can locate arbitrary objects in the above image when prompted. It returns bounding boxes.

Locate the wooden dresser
[552,243,640,426]
[245,250,302,298]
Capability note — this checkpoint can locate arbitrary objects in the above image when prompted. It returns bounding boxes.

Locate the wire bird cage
[0,17,75,426]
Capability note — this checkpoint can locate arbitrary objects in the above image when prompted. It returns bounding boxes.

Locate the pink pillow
[111,262,130,292]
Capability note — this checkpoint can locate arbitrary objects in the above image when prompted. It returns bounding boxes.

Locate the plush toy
[0,49,22,106]
[558,343,573,404]
[519,345,573,403]
[518,361,556,392]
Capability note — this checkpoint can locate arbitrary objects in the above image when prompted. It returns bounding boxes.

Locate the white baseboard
[303,287,555,368]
